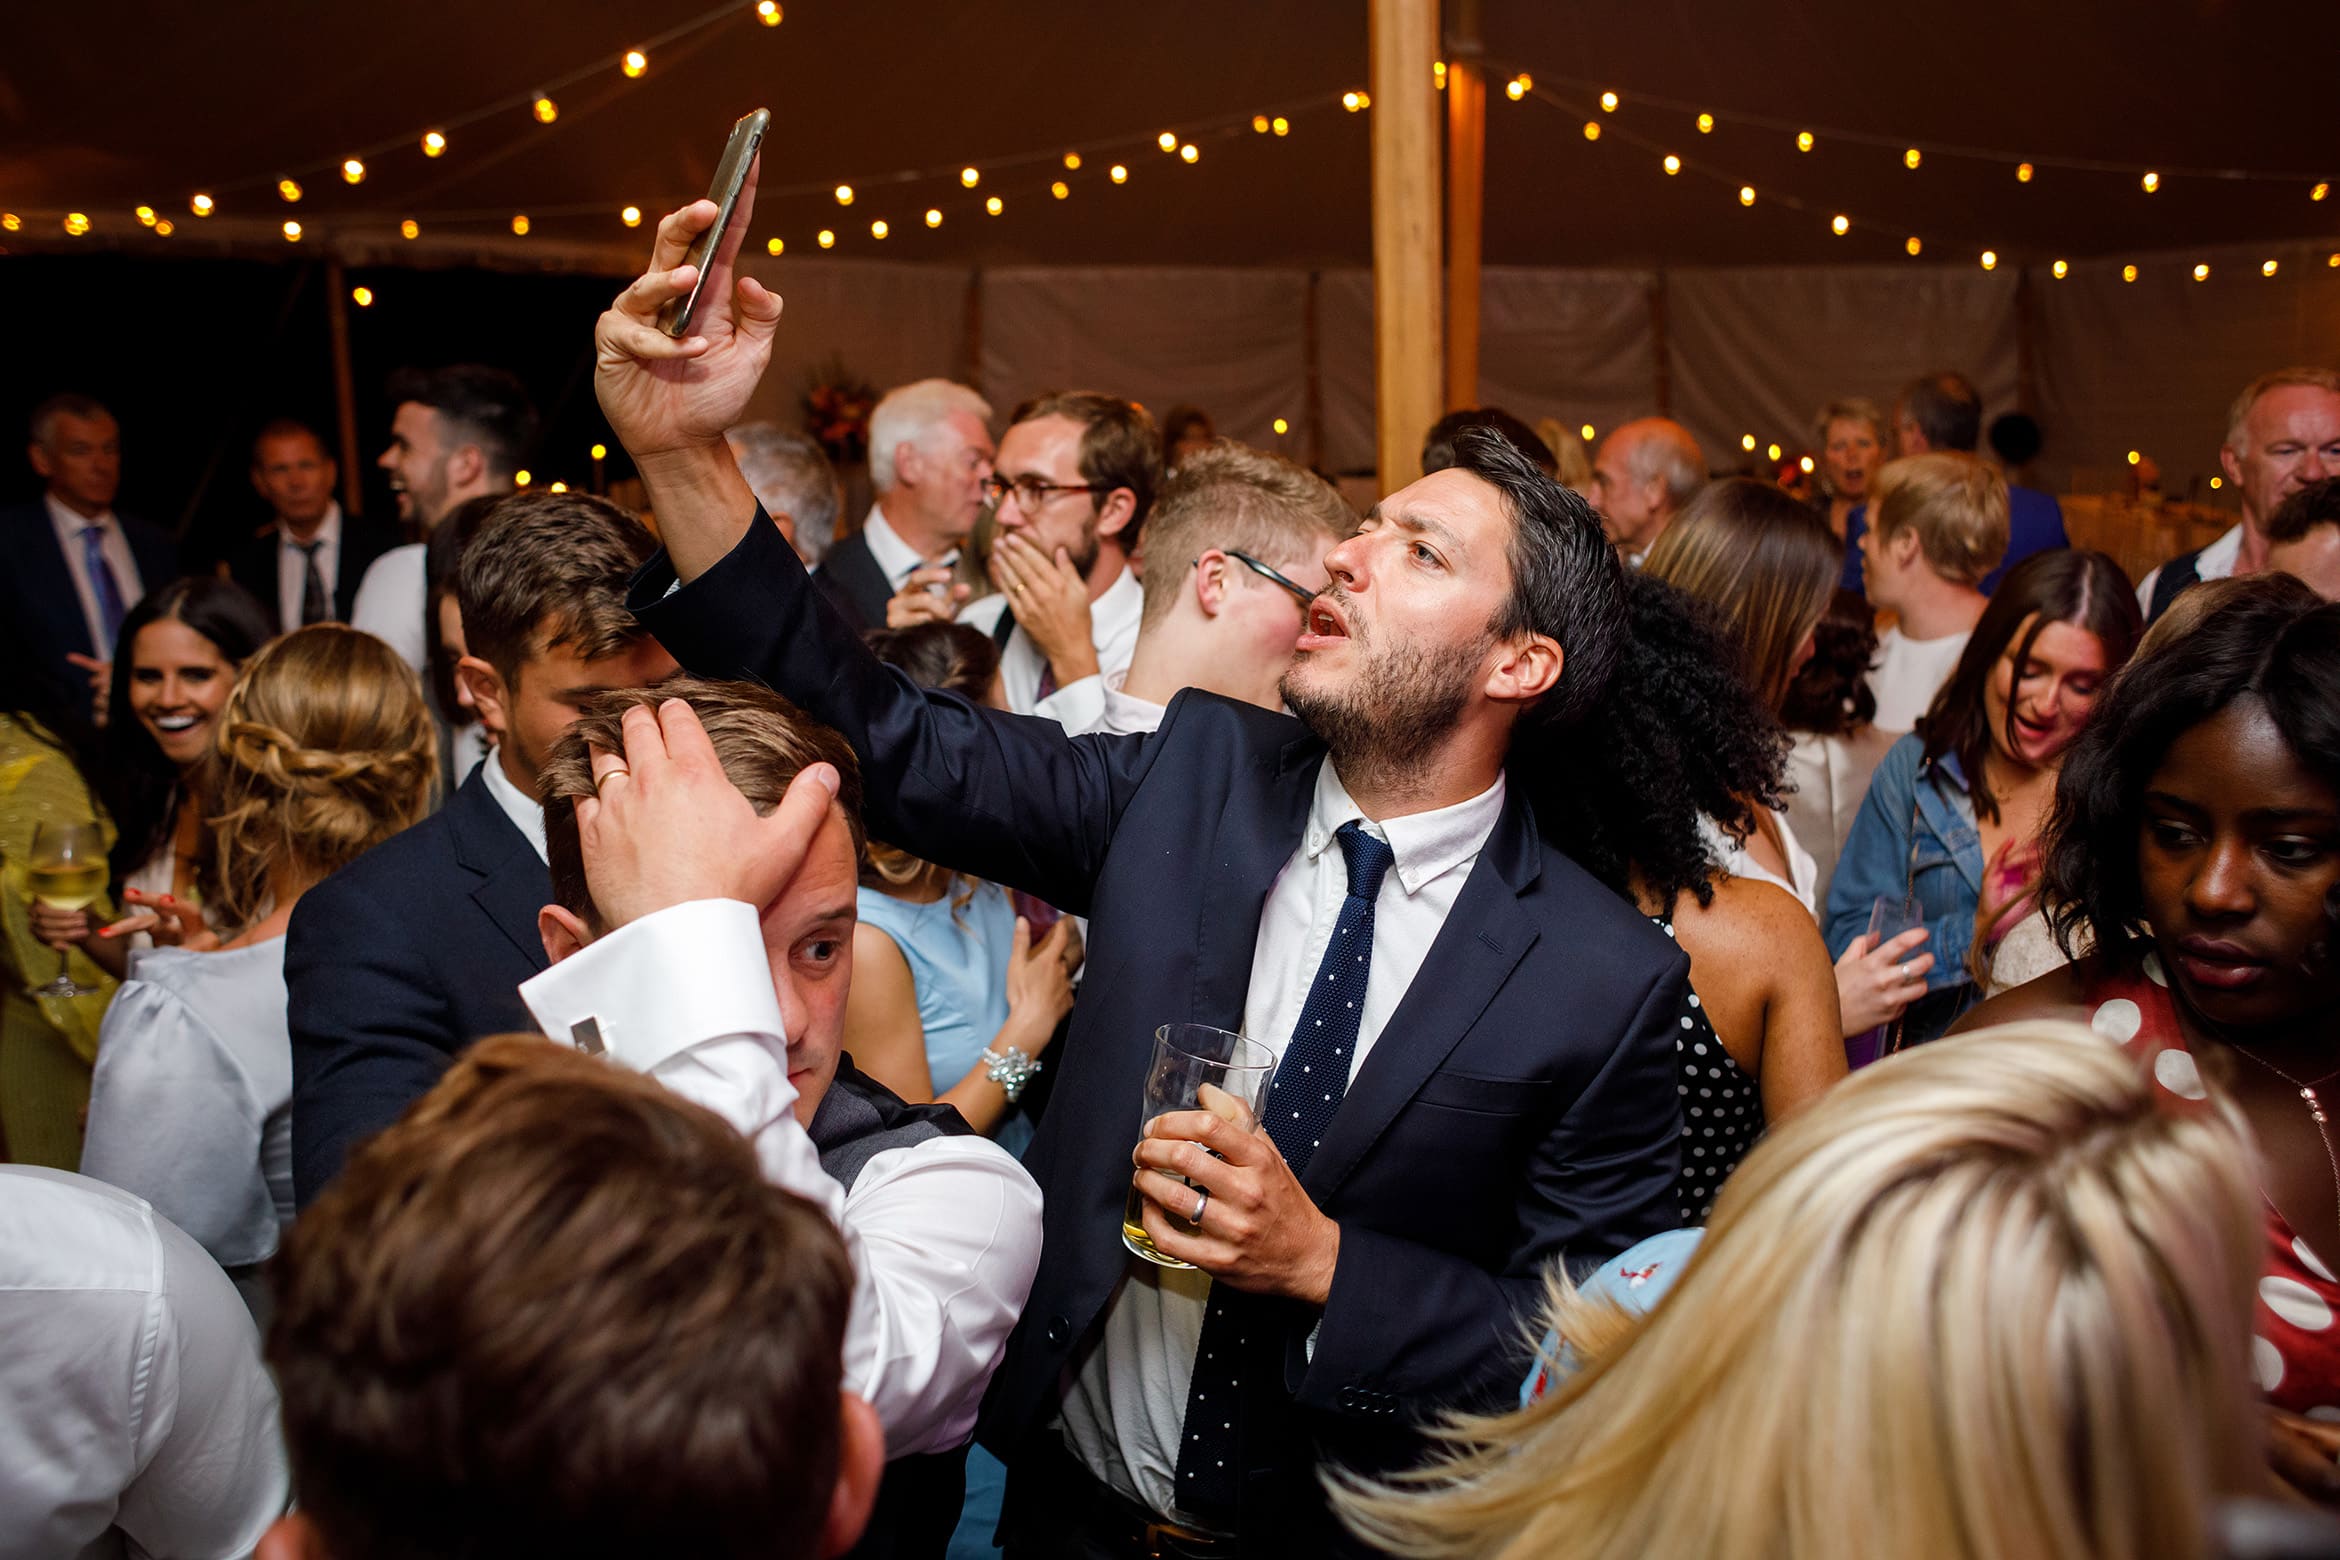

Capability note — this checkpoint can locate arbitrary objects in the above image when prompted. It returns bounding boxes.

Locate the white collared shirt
[1034,666,1168,737]
[960,565,1145,720]
[858,503,956,593]
[272,501,344,632]
[2136,522,2245,615]
[0,1167,289,1560]
[479,748,549,864]
[519,899,1043,1456]
[1058,760,1507,1525]
[46,493,146,654]
[350,543,430,677]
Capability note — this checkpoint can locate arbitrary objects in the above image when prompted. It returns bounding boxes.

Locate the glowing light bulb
[1980,249,1997,270]
[423,130,447,157]
[2016,162,2034,182]
[2141,170,2160,193]
[191,193,215,216]
[961,167,981,188]
[1796,130,1814,152]
[1767,443,1783,462]
[2264,258,2281,277]
[64,212,91,236]
[756,0,781,23]
[352,286,375,307]
[2192,262,2210,280]
[1253,115,1270,134]
[1738,185,1755,206]
[1696,112,1713,134]
[401,219,420,239]
[1831,214,1849,236]
[2126,450,2141,466]
[1180,143,1199,162]
[1581,423,1596,441]
[1434,61,1447,88]
[4,212,22,232]
[2211,476,2224,489]
[622,49,647,77]
[1064,152,1083,169]
[1581,121,1600,141]
[817,229,835,248]
[1903,147,1922,170]
[621,205,642,227]
[549,482,568,493]
[1505,78,1526,101]
[2331,254,2340,268]
[1341,92,1362,112]
[1663,154,1680,175]
[1051,181,1069,199]
[2315,182,2331,202]
[1272,417,1290,435]
[342,158,366,184]
[591,444,608,460]
[928,207,946,225]
[1110,164,1129,183]
[1740,434,1757,453]
[835,185,854,205]
[281,219,301,241]
[153,218,173,235]
[2052,259,2069,279]
[766,236,784,255]
[870,219,888,239]
[1600,91,1619,112]
[278,179,303,203]
[986,195,1003,215]
[515,470,532,487]
[1799,455,1815,473]
[134,205,156,226]
[511,214,529,235]
[2123,264,2139,283]
[1905,236,1922,256]
[1271,117,1289,137]
[1160,131,1179,150]
[533,94,558,124]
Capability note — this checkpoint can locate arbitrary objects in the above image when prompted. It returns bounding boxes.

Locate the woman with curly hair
[1961,577,2340,1430]
[1515,571,1844,1221]
[80,626,435,1303]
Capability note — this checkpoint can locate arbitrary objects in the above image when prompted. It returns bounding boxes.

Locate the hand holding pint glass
[1123,1024,1276,1269]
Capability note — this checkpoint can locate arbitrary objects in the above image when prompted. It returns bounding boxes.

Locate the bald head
[1587,418,1706,558]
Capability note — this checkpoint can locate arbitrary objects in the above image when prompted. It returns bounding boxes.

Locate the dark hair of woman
[2044,578,2340,967]
[424,493,506,723]
[1779,588,1879,737]
[859,623,1001,908]
[0,607,99,781]
[1515,570,1788,915]
[100,576,275,881]
[1916,548,2142,825]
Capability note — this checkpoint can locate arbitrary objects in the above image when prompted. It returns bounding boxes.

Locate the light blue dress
[855,881,1028,1157]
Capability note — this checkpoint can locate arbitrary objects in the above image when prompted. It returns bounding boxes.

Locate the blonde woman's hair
[209,625,437,932]
[1870,451,2010,588]
[1334,1023,2265,1560]
[1641,477,1839,711]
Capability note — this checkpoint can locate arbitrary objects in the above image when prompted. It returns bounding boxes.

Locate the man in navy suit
[811,378,995,631]
[593,182,1687,1554]
[284,490,676,1204]
[2,393,180,717]
[218,419,401,632]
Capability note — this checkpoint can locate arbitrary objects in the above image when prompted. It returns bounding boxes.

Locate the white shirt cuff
[521,899,784,1074]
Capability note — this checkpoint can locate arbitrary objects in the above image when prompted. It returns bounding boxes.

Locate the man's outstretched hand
[593,159,778,577]
[575,699,840,931]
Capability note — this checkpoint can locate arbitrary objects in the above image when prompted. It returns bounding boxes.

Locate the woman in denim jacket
[1827,550,2141,1046]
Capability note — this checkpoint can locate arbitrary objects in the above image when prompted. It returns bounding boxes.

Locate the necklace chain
[2233,1045,2340,1237]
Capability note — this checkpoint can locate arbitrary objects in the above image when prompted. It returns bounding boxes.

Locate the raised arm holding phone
[594,161,1689,1555]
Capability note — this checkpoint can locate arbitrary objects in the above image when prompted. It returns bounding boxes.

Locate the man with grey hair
[2138,365,2340,622]
[1585,417,1706,565]
[725,422,842,565]
[812,378,994,630]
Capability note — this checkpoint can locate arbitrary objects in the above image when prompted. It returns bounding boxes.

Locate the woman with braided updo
[80,625,434,1310]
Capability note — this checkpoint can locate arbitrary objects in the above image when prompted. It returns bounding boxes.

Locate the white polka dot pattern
[2152,1047,2207,1101]
[2263,1276,2335,1333]
[2090,997,2142,1043]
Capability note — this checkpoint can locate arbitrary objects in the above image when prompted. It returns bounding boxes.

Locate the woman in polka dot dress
[1519,570,1846,1223]
[1963,580,2340,1435]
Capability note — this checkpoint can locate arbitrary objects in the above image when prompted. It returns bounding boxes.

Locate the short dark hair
[2044,579,2340,968]
[251,417,328,462]
[1781,588,1882,736]
[1896,372,1984,453]
[2267,475,2340,545]
[28,392,112,447]
[269,1034,853,1560]
[862,622,999,701]
[1423,408,1557,477]
[1449,425,1626,731]
[385,364,539,480]
[424,494,505,722]
[540,678,865,933]
[1009,391,1163,550]
[1919,549,2144,824]
[1988,411,2043,469]
[456,491,656,685]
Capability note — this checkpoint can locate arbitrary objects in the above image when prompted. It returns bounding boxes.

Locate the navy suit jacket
[1840,483,2069,596]
[1,501,180,706]
[219,509,403,631]
[286,764,550,1204]
[632,513,1688,1540]
[810,524,894,632]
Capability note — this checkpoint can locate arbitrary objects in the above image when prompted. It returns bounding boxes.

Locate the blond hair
[1334,1023,2264,1560]
[1870,452,2010,587]
[1137,440,1351,627]
[209,625,437,932]
[1641,477,1838,711]
[2225,365,2340,454]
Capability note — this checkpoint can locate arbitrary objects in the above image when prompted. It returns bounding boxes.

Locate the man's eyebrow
[1387,507,1463,550]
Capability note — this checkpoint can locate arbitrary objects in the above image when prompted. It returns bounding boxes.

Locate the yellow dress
[0,713,119,1168]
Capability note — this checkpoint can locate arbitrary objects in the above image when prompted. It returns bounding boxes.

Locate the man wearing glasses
[1037,442,1351,736]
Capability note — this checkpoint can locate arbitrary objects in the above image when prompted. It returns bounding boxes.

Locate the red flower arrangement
[803,354,877,467]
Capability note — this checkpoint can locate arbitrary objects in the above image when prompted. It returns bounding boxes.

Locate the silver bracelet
[980,1045,1043,1103]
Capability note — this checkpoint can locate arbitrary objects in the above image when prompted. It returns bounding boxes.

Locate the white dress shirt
[82,940,295,1292]
[1057,760,1507,1524]
[269,502,343,632]
[1865,625,1970,733]
[46,493,146,656]
[960,565,1145,720]
[2136,521,2244,614]
[1033,666,1168,737]
[518,899,1043,1457]
[855,504,956,593]
[0,1167,288,1560]
[479,749,549,864]
[350,542,429,677]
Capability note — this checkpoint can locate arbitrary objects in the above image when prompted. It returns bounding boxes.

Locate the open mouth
[1300,598,1350,644]
[150,712,202,733]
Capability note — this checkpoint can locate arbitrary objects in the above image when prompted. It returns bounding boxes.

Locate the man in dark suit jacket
[286,489,675,1203]
[810,378,996,630]
[593,198,1685,1553]
[220,420,400,632]
[4,393,180,713]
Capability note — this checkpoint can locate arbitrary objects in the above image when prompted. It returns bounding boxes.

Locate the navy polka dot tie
[1171,820,1394,1520]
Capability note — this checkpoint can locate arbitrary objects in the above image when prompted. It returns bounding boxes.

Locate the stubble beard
[1280,616,1489,798]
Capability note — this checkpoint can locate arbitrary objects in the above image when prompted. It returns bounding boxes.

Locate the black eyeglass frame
[1213,549,1318,606]
[981,473,1106,512]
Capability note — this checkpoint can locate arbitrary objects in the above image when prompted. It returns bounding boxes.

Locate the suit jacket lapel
[1188,735,1320,1033]
[444,770,554,973]
[1302,793,1542,1201]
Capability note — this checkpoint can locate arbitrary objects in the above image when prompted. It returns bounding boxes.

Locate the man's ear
[27,442,54,480]
[539,903,592,964]
[1886,526,1924,570]
[2219,441,2245,491]
[1192,548,1231,617]
[890,439,925,491]
[1093,487,1138,543]
[250,464,269,500]
[456,654,511,741]
[446,442,487,492]
[819,1393,886,1559]
[257,1511,330,1560]
[1485,633,1564,707]
[321,455,339,491]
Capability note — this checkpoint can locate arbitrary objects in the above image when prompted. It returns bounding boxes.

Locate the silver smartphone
[657,107,770,338]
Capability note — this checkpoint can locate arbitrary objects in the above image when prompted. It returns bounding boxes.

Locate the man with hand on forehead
[590,165,1686,1556]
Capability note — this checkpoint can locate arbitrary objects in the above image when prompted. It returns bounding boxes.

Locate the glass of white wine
[27,820,107,999]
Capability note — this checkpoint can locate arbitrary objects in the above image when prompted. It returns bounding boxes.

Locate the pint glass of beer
[1122,1023,1276,1269]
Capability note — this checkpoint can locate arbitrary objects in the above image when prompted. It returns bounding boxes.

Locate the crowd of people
[5,170,2340,1560]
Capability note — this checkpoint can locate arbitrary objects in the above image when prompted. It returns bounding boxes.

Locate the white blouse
[1701,806,1820,918]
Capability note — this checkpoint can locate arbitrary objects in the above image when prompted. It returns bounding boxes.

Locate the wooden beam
[322,255,364,519]
[1443,0,1484,412]
[1370,0,1442,491]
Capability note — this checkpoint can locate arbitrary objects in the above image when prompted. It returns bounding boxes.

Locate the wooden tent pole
[1443,0,1484,413]
[1370,0,1442,491]
[323,255,363,518]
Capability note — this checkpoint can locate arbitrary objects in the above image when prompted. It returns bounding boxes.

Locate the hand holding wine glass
[26,821,107,998]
